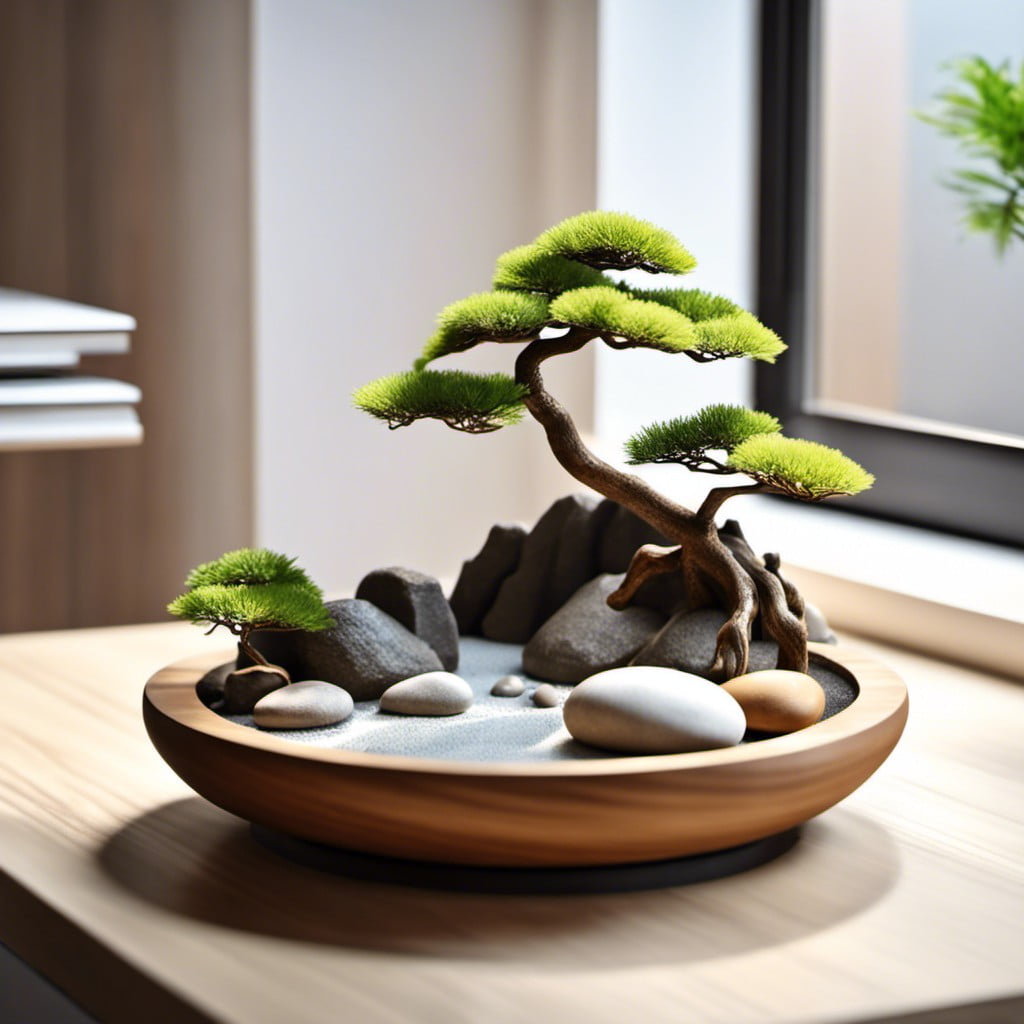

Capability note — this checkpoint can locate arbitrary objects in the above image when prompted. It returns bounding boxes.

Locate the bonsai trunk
[236,626,271,668]
[515,331,809,678]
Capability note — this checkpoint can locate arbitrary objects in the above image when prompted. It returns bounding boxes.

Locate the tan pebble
[721,670,825,733]
[532,684,561,708]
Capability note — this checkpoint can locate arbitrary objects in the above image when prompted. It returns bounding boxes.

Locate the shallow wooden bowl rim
[144,643,907,779]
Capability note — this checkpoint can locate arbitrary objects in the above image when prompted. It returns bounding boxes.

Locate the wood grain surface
[143,645,907,866]
[0,623,1022,1024]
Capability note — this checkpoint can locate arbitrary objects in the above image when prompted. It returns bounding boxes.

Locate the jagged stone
[482,495,597,643]
[356,566,459,671]
[522,574,664,684]
[448,523,527,635]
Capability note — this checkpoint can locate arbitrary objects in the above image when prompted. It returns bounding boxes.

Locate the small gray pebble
[380,671,473,716]
[253,681,354,729]
[491,674,526,697]
[532,683,561,708]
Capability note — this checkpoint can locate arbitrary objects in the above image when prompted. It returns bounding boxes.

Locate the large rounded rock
[249,599,443,701]
[722,670,825,733]
[522,574,664,684]
[564,666,746,754]
[631,608,778,678]
[356,566,460,671]
[253,681,354,729]
[448,523,527,635]
[379,671,473,716]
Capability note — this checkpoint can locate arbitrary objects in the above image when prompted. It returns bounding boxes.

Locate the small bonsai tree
[168,548,332,669]
[354,212,872,680]
[920,56,1024,254]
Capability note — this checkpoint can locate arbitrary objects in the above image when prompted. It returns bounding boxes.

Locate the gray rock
[356,566,460,671]
[597,501,673,573]
[522,574,664,684]
[532,683,561,708]
[250,599,443,701]
[544,493,609,619]
[491,674,525,697]
[482,495,597,644]
[803,601,838,644]
[379,671,473,716]
[253,681,354,730]
[223,665,289,713]
[563,666,746,754]
[449,524,527,635]
[631,608,778,677]
[196,661,234,707]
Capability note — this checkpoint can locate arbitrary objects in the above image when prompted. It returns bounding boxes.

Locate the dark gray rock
[544,493,611,619]
[196,661,234,707]
[522,574,665,684]
[356,566,460,671]
[448,523,527,635]
[482,495,598,644]
[597,501,673,573]
[223,665,289,713]
[631,608,778,678]
[249,599,443,701]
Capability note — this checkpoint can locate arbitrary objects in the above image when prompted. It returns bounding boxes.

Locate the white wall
[595,0,757,506]
[254,0,597,592]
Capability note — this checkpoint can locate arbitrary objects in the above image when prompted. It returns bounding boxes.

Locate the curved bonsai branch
[514,329,699,541]
[697,482,769,522]
[607,544,683,610]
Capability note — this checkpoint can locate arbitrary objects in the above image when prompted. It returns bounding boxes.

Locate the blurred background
[0,0,1020,642]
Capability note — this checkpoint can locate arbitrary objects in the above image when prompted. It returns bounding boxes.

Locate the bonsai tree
[354,212,872,680]
[168,548,332,670]
[919,56,1024,254]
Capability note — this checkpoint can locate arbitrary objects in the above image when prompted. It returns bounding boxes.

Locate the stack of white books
[0,288,142,450]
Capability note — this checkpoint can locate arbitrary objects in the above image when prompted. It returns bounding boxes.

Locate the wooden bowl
[143,644,907,868]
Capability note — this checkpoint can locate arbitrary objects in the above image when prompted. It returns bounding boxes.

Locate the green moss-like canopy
[625,286,741,322]
[353,369,528,433]
[549,286,698,353]
[415,291,550,368]
[493,244,610,296]
[728,434,875,500]
[168,581,332,633]
[185,547,318,590]
[534,211,698,274]
[692,313,786,363]
[625,405,782,467]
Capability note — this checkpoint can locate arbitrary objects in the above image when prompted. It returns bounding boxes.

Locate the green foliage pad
[493,244,609,296]
[728,435,875,500]
[534,211,698,274]
[353,369,528,433]
[186,548,318,590]
[416,291,550,368]
[626,405,781,468]
[169,582,332,633]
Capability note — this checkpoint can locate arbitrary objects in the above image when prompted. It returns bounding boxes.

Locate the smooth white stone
[563,666,746,754]
[380,671,473,716]
[491,674,526,697]
[252,681,353,730]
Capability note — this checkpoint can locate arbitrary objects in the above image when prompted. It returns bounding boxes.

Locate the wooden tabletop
[0,623,1022,1024]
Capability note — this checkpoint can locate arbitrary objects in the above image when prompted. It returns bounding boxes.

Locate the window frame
[755,0,1024,549]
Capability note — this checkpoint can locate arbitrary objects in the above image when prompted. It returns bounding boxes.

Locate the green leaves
[493,244,610,296]
[919,56,1024,253]
[186,548,317,590]
[415,291,550,368]
[168,548,332,633]
[727,435,875,500]
[626,287,741,321]
[534,211,698,274]
[549,286,698,353]
[625,405,781,469]
[168,582,332,633]
[353,369,528,433]
[691,313,786,362]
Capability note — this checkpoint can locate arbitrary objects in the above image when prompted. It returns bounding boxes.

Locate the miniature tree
[168,548,332,670]
[354,212,872,680]
[919,56,1024,254]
